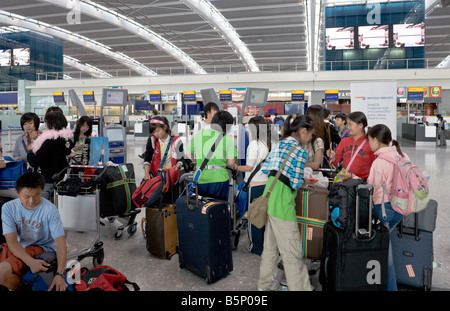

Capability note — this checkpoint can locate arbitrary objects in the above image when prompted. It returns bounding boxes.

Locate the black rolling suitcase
[175,180,233,284]
[391,199,437,291]
[320,184,390,291]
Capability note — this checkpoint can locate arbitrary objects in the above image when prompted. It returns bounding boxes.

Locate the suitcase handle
[355,184,374,238]
[184,178,199,211]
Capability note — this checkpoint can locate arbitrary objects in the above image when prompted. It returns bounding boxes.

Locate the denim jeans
[197,180,229,201]
[41,183,55,201]
[375,201,403,291]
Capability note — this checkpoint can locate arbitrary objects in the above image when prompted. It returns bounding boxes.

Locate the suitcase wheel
[93,254,104,267]
[205,265,212,284]
[127,223,137,236]
[231,230,240,250]
[114,229,123,240]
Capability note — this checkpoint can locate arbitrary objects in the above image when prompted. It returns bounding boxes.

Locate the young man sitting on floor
[0,172,67,291]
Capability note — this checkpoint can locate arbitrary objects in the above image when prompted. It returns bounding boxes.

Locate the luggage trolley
[54,165,107,267]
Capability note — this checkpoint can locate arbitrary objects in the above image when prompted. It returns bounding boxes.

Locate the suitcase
[320,184,390,291]
[295,185,329,260]
[390,199,437,291]
[141,204,178,260]
[97,163,137,218]
[176,180,233,284]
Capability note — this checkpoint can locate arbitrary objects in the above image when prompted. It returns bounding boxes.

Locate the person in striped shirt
[257,114,315,292]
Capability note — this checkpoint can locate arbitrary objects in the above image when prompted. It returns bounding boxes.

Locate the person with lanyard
[143,116,191,180]
[13,113,42,169]
[187,110,237,201]
[327,111,376,180]
[257,114,315,292]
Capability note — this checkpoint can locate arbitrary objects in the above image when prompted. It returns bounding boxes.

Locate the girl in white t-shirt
[233,116,271,255]
[233,116,271,186]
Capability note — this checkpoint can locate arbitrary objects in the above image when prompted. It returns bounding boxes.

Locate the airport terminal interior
[0,0,450,292]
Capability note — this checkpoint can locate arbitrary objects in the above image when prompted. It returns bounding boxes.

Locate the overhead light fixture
[181,0,260,72]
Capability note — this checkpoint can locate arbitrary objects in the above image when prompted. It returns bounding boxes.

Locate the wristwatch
[55,271,66,277]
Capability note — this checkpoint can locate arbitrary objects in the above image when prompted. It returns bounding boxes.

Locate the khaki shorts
[0,243,43,276]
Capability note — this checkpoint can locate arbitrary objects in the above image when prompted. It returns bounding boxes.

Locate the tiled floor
[5,134,448,291]
[63,135,450,292]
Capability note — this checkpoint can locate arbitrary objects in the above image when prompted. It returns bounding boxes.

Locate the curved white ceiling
[180,0,260,72]
[63,55,114,78]
[0,10,157,76]
[40,0,208,75]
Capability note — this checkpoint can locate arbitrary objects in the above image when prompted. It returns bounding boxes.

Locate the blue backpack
[273,116,284,127]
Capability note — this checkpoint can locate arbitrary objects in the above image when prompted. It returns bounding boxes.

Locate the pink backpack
[378,154,430,215]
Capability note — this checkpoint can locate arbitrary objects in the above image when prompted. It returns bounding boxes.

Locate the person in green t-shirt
[187,110,237,200]
[257,114,316,292]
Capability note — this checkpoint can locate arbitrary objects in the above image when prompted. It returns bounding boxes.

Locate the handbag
[235,158,266,219]
[247,148,294,229]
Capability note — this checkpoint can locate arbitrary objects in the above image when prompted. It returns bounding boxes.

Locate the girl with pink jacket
[367,124,409,291]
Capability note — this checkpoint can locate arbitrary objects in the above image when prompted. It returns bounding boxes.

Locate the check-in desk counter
[402,123,437,146]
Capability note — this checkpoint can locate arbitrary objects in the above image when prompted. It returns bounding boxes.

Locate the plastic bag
[333,168,349,183]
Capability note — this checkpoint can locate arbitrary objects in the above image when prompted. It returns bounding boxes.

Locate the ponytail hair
[282,114,314,139]
[367,124,404,157]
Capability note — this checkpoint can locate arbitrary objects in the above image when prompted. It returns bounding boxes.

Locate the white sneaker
[258,281,280,291]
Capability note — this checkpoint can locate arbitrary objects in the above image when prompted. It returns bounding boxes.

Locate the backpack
[132,168,178,208]
[73,265,139,291]
[328,178,369,238]
[377,154,430,215]
[273,116,284,127]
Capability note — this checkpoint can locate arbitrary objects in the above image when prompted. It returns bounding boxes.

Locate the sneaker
[258,281,280,291]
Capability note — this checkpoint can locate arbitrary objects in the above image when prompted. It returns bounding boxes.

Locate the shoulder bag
[247,147,295,229]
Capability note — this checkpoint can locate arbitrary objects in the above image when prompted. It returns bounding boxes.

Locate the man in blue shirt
[0,172,67,291]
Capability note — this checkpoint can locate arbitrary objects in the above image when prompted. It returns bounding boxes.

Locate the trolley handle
[52,167,68,182]
[93,165,108,183]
